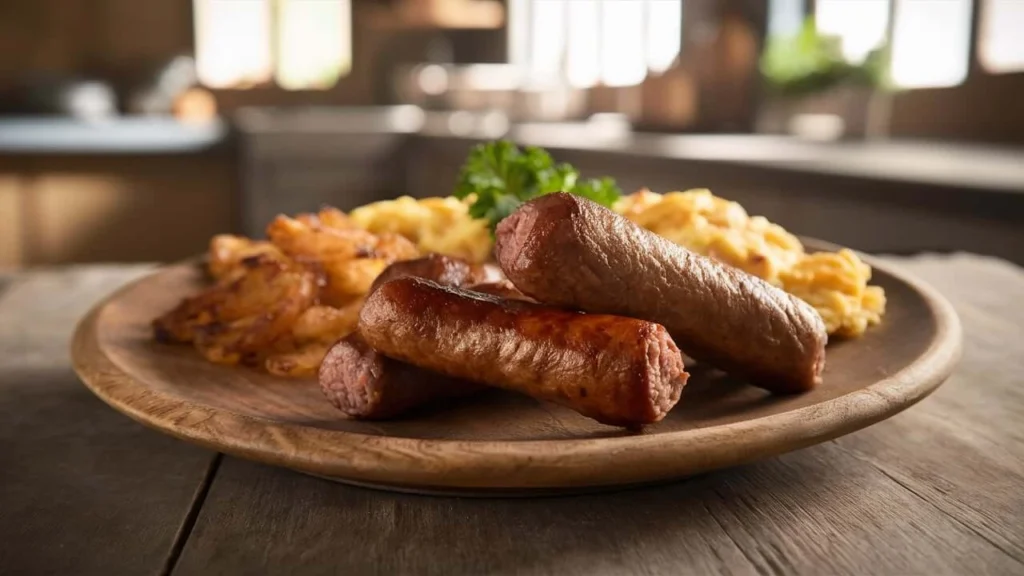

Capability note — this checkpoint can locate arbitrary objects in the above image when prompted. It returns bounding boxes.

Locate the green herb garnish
[453,140,621,232]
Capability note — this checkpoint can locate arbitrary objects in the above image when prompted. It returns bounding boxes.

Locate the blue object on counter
[0,117,228,154]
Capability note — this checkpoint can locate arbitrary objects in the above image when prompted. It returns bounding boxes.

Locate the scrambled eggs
[349,196,492,264]
[348,189,886,337]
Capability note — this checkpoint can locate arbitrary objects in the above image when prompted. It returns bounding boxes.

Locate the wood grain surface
[0,267,218,576]
[0,254,1021,574]
[70,244,962,491]
[173,254,1024,575]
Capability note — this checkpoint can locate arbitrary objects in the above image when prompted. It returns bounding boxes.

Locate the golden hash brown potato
[207,235,284,282]
[313,206,356,230]
[295,206,356,231]
[155,255,320,365]
[265,303,362,377]
[162,208,421,375]
[267,214,380,262]
[267,214,419,263]
[321,258,391,307]
[266,214,419,307]
[264,300,363,377]
[291,300,363,344]
[615,188,885,337]
[307,232,418,307]
[265,342,332,378]
[349,196,492,263]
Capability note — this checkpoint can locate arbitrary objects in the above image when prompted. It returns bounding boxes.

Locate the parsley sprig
[453,141,621,232]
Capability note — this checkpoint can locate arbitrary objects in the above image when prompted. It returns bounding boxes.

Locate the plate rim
[71,243,963,490]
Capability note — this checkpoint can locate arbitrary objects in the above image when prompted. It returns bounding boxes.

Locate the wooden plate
[71,240,962,494]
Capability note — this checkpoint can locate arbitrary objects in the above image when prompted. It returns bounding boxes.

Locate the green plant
[453,141,621,232]
[760,17,889,98]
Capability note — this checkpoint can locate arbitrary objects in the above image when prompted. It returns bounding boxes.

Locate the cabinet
[0,154,234,267]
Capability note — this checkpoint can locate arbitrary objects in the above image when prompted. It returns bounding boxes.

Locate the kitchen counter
[505,122,1024,195]
[2,109,1022,267]
[0,117,228,154]
[4,111,1020,194]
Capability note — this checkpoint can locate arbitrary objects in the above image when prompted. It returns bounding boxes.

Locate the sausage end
[318,334,384,418]
[645,326,689,422]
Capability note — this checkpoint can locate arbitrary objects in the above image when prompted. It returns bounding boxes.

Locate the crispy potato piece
[207,235,284,281]
[168,256,319,365]
[153,253,298,344]
[316,207,356,231]
[267,215,379,261]
[294,213,320,227]
[325,234,419,304]
[162,206,420,374]
[267,215,419,262]
[154,293,226,344]
[291,300,363,344]
[265,342,331,378]
[268,213,420,305]
[372,232,420,262]
[321,258,390,307]
[294,207,355,231]
[264,300,362,377]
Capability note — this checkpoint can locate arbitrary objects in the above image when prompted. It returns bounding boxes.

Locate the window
[194,0,273,88]
[509,0,684,89]
[891,0,973,88]
[645,0,683,74]
[767,0,805,38]
[979,0,1024,73]
[815,0,890,63]
[773,0,978,89]
[566,1,601,87]
[194,0,352,90]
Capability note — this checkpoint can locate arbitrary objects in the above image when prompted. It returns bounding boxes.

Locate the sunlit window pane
[507,0,530,67]
[768,0,805,38]
[529,0,566,81]
[566,1,601,88]
[891,0,973,88]
[980,0,1024,73]
[512,0,686,87]
[816,0,890,63]
[646,0,682,74]
[601,0,646,86]
[195,0,273,88]
[276,0,351,90]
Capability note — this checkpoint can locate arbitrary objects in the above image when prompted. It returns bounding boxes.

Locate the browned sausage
[368,254,502,294]
[319,333,480,419]
[465,279,534,302]
[319,278,523,419]
[359,277,688,427]
[494,192,827,394]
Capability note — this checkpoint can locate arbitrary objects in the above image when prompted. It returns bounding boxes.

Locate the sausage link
[319,276,522,419]
[368,254,502,294]
[465,279,534,302]
[494,192,827,393]
[319,333,479,419]
[359,277,688,427]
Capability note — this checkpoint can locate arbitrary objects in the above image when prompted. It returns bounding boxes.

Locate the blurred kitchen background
[0,0,1022,268]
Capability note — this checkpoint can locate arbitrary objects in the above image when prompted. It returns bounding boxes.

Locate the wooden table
[2,255,1022,575]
